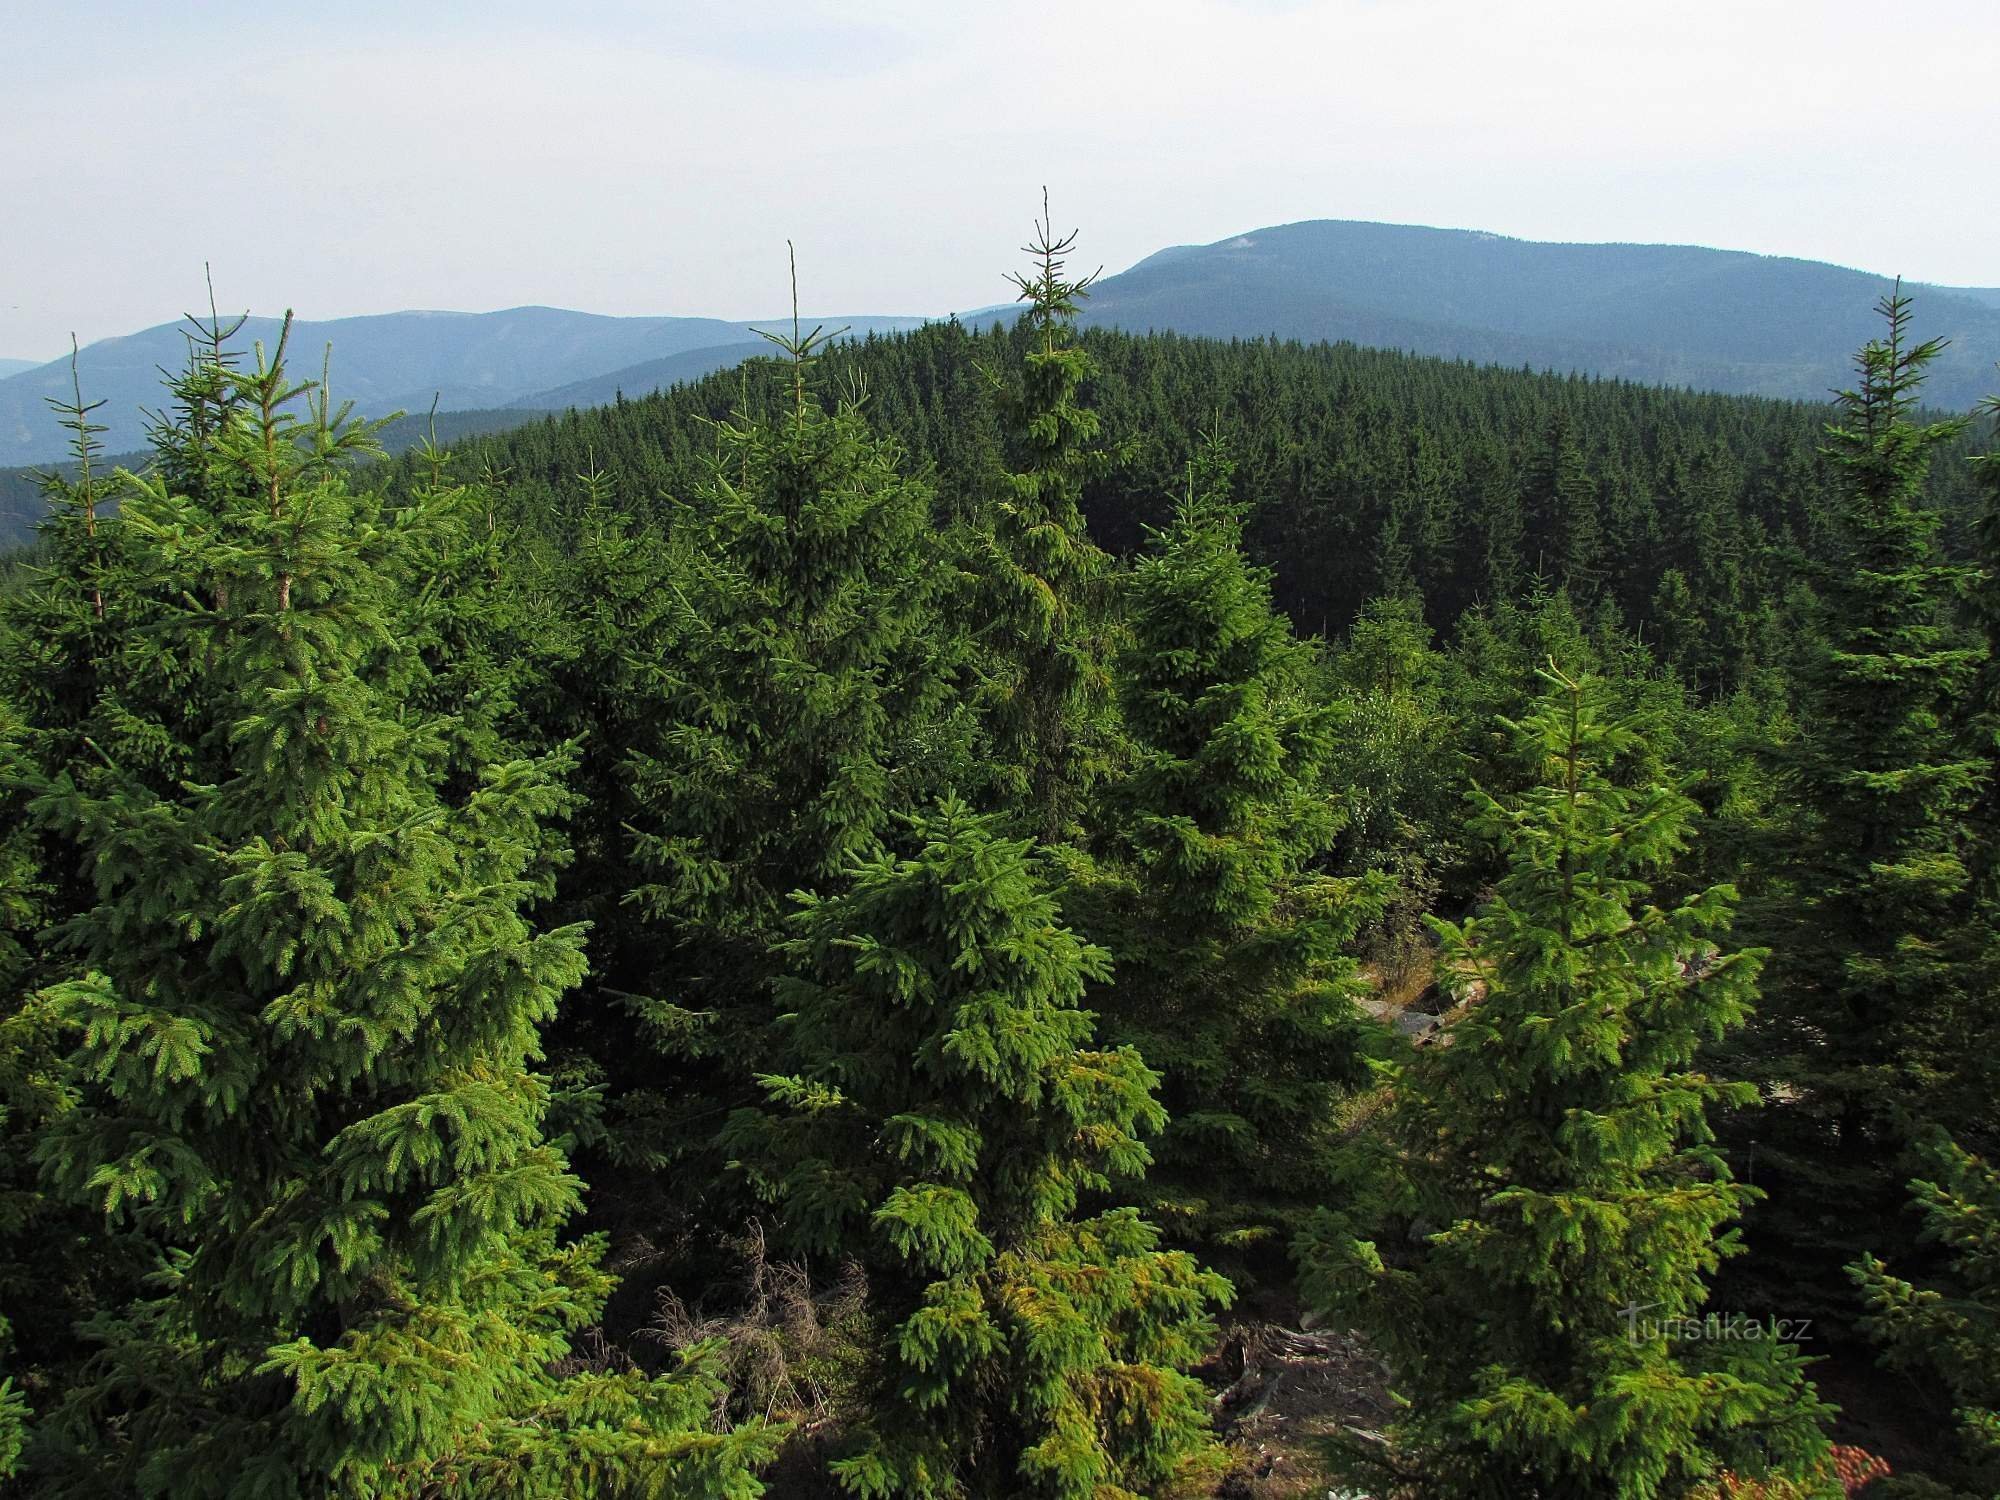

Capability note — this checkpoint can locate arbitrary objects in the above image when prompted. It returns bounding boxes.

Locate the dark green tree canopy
[19,323,778,1497]
[1087,440,1389,1250]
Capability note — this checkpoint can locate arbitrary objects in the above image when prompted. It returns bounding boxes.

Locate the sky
[2,0,1995,360]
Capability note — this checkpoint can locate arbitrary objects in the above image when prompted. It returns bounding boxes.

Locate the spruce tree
[1651,567,1706,684]
[1851,1132,2000,1500]
[1522,413,1606,595]
[395,421,546,782]
[0,343,165,806]
[969,195,1118,842]
[1325,594,1469,909]
[1090,439,1389,1251]
[1965,395,2000,875]
[1744,290,1985,1315]
[612,278,967,1193]
[0,701,46,1479]
[0,349,169,1464]
[1953,397,2000,1151]
[23,321,778,1497]
[1299,665,1830,1498]
[725,797,1228,1499]
[627,296,961,956]
[500,459,677,960]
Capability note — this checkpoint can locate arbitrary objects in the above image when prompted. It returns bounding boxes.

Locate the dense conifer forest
[1,217,1997,1498]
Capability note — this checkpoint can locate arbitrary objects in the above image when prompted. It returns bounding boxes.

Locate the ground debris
[1205,1318,1398,1499]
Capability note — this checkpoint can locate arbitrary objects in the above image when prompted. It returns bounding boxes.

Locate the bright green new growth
[1095,438,1389,1249]
[23,321,778,1497]
[726,797,1229,1498]
[1300,666,1829,1498]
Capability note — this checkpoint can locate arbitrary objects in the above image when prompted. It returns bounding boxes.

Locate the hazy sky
[3,0,1994,359]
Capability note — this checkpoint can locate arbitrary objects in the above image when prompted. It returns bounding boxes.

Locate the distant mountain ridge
[1077,220,2000,409]
[4,219,1993,469]
[0,307,929,467]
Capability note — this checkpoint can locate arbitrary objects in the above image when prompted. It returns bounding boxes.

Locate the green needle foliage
[19,321,778,1498]
[0,701,47,1480]
[0,345,175,1465]
[1746,289,1987,1317]
[627,303,962,959]
[611,284,968,1196]
[1091,439,1390,1251]
[1954,401,2000,1155]
[1299,665,1830,1499]
[1852,1132,2000,1500]
[725,797,1229,1499]
[970,196,1119,843]
[3,238,1990,1495]
[1969,400,2000,873]
[0,342,164,804]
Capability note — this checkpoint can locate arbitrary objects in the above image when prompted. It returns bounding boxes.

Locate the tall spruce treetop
[1117,442,1336,924]
[1748,289,1985,1316]
[614,267,967,1195]
[0,344,159,797]
[1522,412,1606,596]
[725,798,1228,1499]
[145,281,253,526]
[1300,666,1830,1499]
[1093,439,1389,1249]
[627,260,962,959]
[973,195,1118,842]
[24,321,777,1497]
[1794,291,1980,866]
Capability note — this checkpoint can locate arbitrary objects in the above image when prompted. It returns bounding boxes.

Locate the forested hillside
[435,317,1983,694]
[1,220,1997,1499]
